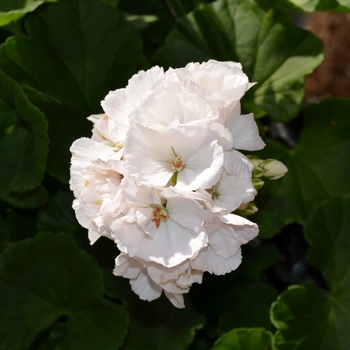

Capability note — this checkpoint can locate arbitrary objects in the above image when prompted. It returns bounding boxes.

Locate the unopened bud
[235,201,258,217]
[252,177,264,190]
[262,159,288,180]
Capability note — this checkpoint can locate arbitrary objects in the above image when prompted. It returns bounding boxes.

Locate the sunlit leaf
[278,0,350,11]
[155,0,323,121]
[0,0,50,27]
[212,328,274,350]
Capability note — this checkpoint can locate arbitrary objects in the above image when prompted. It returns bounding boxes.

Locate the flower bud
[252,177,264,190]
[235,201,258,217]
[262,159,288,180]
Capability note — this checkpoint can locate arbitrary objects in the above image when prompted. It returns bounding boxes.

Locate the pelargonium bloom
[69,59,278,308]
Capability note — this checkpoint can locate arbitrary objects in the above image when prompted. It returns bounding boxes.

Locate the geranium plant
[0,0,349,349]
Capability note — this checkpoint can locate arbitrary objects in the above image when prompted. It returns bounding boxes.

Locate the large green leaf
[255,98,350,238]
[6,209,37,241]
[0,0,142,182]
[155,0,323,122]
[37,190,80,237]
[212,328,274,349]
[271,194,350,349]
[0,68,48,208]
[0,233,129,349]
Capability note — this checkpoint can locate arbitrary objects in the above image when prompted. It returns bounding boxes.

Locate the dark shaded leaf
[37,189,80,237]
[0,0,142,182]
[271,194,350,349]
[0,233,129,349]
[0,68,48,207]
[255,99,350,237]
[218,283,277,334]
[104,268,205,350]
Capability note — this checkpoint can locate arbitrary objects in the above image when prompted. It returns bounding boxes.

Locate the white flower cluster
[70,60,266,308]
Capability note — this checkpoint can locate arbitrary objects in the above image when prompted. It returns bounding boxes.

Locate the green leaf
[212,328,274,350]
[155,0,323,121]
[337,0,350,7]
[271,194,350,349]
[6,209,37,241]
[0,233,129,349]
[103,269,205,350]
[218,283,277,334]
[124,297,205,350]
[238,242,280,281]
[1,185,48,208]
[37,190,80,237]
[307,194,350,297]
[255,98,350,238]
[0,68,48,208]
[0,216,9,252]
[0,0,142,182]
[0,0,48,27]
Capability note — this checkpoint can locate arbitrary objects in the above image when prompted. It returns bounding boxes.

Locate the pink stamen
[152,206,168,228]
[170,155,184,171]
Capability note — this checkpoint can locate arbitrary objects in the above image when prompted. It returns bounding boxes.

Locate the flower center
[206,188,220,200]
[112,142,124,152]
[170,155,184,171]
[152,206,168,228]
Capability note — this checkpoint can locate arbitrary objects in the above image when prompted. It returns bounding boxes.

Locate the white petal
[126,66,164,106]
[191,246,242,275]
[109,215,207,268]
[70,138,121,167]
[124,125,174,186]
[219,214,259,244]
[209,122,234,151]
[213,172,257,212]
[231,113,265,151]
[113,253,143,279]
[224,150,254,178]
[88,230,101,245]
[208,224,242,259]
[165,196,204,230]
[130,269,162,301]
[101,89,132,140]
[164,292,185,309]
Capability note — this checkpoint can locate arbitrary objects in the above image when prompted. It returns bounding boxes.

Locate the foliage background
[0,0,349,349]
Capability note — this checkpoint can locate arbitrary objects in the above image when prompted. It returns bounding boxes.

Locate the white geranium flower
[114,253,194,308]
[124,124,224,190]
[132,73,222,129]
[100,66,165,144]
[198,171,257,212]
[176,59,255,105]
[70,59,286,308]
[107,181,207,267]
